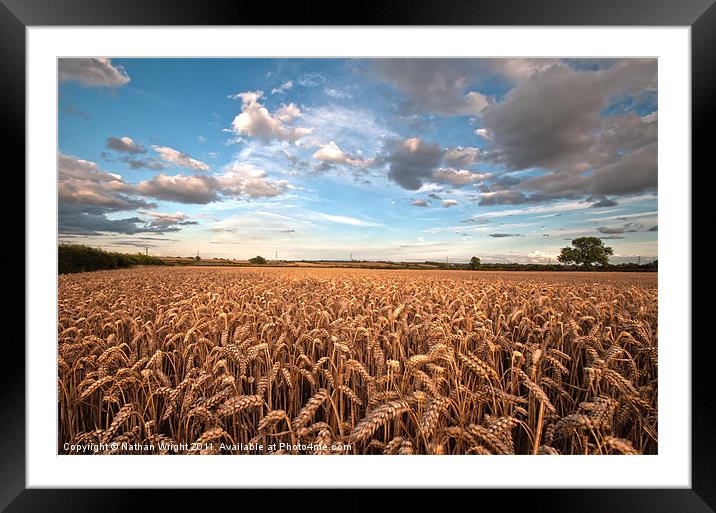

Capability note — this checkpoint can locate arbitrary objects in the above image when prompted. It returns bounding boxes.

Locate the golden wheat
[58,267,657,455]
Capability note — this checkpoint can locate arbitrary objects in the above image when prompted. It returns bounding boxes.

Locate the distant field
[157,256,657,273]
[158,257,449,270]
[58,267,657,455]
[152,264,658,285]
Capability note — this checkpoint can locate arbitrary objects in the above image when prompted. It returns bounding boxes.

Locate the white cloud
[525,249,560,263]
[312,141,346,162]
[58,58,130,88]
[432,168,490,186]
[641,111,658,123]
[312,141,375,168]
[317,213,382,227]
[271,80,294,94]
[324,88,352,99]
[474,128,491,140]
[442,199,459,208]
[443,146,481,167]
[275,103,301,123]
[216,163,289,198]
[230,90,312,143]
[299,106,395,155]
[152,146,210,171]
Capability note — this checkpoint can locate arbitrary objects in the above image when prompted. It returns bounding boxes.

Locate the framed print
[2,0,712,511]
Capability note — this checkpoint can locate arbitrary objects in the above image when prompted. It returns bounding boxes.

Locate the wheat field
[58,267,657,455]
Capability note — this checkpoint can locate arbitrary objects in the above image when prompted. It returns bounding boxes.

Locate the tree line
[58,244,165,274]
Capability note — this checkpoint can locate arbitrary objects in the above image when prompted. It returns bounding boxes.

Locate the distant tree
[557,237,613,270]
[469,256,481,270]
[195,255,201,261]
[249,255,267,265]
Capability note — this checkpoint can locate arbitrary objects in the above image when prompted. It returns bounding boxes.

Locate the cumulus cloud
[216,163,289,198]
[442,199,459,208]
[152,146,210,171]
[370,59,489,116]
[412,199,429,207]
[522,142,657,198]
[384,137,490,191]
[58,150,293,235]
[135,174,219,204]
[432,168,490,186]
[312,141,345,162]
[312,141,375,168]
[230,91,312,142]
[106,136,145,154]
[136,164,288,204]
[443,146,481,168]
[383,138,444,190]
[58,58,130,88]
[58,152,150,212]
[136,155,290,203]
[379,137,491,190]
[481,59,657,200]
[275,103,302,123]
[58,153,166,236]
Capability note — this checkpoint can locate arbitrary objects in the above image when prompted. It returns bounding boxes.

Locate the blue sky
[58,58,657,263]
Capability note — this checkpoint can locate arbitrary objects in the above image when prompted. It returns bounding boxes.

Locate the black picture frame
[2,0,711,511]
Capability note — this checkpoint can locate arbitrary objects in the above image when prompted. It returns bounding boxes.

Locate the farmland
[58,267,657,455]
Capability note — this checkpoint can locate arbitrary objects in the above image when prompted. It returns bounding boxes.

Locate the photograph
[57,57,658,456]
